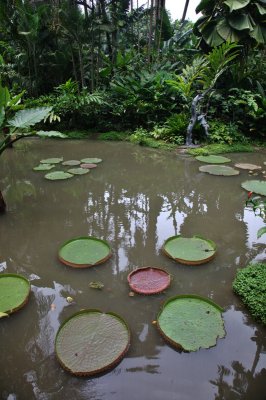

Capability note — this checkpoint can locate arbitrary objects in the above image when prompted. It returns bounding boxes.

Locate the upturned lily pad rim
[55,309,130,376]
[0,273,31,314]
[156,294,224,352]
[162,235,217,265]
[127,267,171,295]
[58,236,112,268]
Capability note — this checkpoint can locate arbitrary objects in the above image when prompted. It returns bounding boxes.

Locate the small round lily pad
[58,236,112,268]
[40,157,63,164]
[33,164,55,171]
[67,168,89,175]
[127,267,171,295]
[199,165,239,176]
[0,273,30,314]
[45,171,73,180]
[156,295,225,352]
[162,235,216,265]
[80,158,102,164]
[196,155,231,164]
[62,160,81,166]
[80,163,97,169]
[55,309,130,376]
[241,180,266,196]
[235,163,262,170]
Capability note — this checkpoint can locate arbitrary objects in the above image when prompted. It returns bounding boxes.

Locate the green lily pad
[241,180,266,196]
[0,274,30,314]
[199,165,240,176]
[58,236,112,268]
[157,295,225,352]
[67,168,89,175]
[62,160,81,166]
[40,157,63,164]
[33,163,55,171]
[44,171,73,180]
[80,158,102,164]
[196,155,231,164]
[55,309,130,376]
[163,235,216,265]
[235,163,262,170]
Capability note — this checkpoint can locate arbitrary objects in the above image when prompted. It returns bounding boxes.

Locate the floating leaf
[33,164,55,171]
[199,165,239,176]
[67,168,89,175]
[45,171,73,181]
[241,180,266,196]
[80,163,97,169]
[58,236,112,268]
[89,281,104,290]
[40,157,63,164]
[235,163,262,170]
[0,274,30,314]
[62,160,81,166]
[0,312,9,318]
[55,309,130,376]
[162,235,216,265]
[127,267,171,295]
[157,295,225,352]
[257,227,266,239]
[196,155,231,164]
[80,158,102,164]
[37,130,67,139]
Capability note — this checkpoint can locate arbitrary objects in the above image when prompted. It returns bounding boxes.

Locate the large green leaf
[224,0,251,12]
[157,295,225,352]
[241,180,266,195]
[0,274,30,314]
[228,13,254,30]
[217,19,243,41]
[0,84,10,108]
[0,107,4,128]
[55,310,130,376]
[257,227,266,239]
[250,24,266,43]
[58,236,112,268]
[163,235,216,265]
[201,21,225,46]
[8,107,52,129]
[255,2,266,14]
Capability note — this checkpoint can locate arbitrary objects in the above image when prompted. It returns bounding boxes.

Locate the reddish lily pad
[58,236,112,268]
[235,163,262,170]
[162,235,216,265]
[199,165,239,176]
[241,180,266,196]
[80,163,97,169]
[196,155,231,164]
[156,295,225,352]
[127,267,171,295]
[55,309,130,376]
[0,274,30,315]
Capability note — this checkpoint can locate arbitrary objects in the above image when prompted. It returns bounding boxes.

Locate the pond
[0,139,265,400]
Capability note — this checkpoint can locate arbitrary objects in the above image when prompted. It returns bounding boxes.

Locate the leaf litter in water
[55,309,130,376]
[157,295,225,352]
[0,274,31,315]
[162,235,216,265]
[89,281,104,290]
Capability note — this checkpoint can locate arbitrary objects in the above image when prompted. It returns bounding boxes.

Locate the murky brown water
[0,139,265,400]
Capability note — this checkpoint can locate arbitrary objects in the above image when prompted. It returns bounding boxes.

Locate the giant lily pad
[80,163,97,169]
[127,267,171,295]
[58,236,112,268]
[40,157,63,164]
[235,163,262,170]
[0,274,30,314]
[80,158,102,164]
[33,163,55,171]
[62,160,81,166]
[67,168,89,175]
[196,155,231,164]
[241,180,266,196]
[156,295,225,352]
[44,171,73,180]
[199,165,239,176]
[162,235,216,265]
[55,309,130,376]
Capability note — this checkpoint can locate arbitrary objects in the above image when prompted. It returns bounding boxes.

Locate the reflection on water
[0,140,265,399]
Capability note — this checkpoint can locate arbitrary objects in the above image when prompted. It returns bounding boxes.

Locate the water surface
[0,139,265,400]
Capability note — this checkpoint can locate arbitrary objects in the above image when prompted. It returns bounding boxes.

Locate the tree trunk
[181,0,190,23]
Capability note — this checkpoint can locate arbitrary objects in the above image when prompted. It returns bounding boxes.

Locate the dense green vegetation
[233,263,266,325]
[0,0,265,147]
